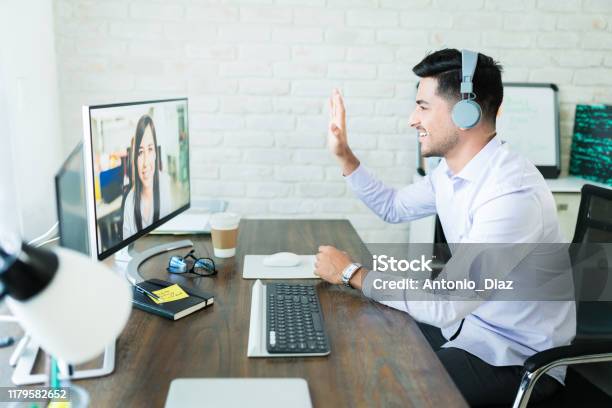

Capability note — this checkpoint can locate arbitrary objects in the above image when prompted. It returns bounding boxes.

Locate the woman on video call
[122,114,171,239]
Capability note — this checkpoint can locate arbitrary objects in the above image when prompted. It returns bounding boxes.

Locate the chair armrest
[524,341,612,373]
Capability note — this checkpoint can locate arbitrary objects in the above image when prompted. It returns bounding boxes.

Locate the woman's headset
[451,49,482,129]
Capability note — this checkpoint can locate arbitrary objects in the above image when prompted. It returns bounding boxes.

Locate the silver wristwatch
[341,263,362,288]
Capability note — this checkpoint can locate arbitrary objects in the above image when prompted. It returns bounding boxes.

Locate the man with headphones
[314,49,576,406]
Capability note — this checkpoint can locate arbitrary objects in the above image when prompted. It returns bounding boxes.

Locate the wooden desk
[1,220,466,407]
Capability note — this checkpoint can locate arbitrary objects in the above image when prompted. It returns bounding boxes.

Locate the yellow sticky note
[148,284,189,304]
[48,403,71,408]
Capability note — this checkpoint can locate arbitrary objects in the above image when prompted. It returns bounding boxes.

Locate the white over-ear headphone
[451,49,482,129]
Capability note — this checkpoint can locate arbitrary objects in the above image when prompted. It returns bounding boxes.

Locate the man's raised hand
[328,88,348,157]
[327,89,360,175]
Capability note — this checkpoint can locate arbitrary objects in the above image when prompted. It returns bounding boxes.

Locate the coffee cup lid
[210,212,240,229]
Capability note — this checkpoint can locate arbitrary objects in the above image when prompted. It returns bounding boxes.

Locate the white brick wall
[54,0,612,243]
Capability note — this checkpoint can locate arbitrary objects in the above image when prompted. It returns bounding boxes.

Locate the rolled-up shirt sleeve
[344,165,437,223]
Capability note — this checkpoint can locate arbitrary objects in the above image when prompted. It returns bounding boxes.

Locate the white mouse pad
[243,255,319,279]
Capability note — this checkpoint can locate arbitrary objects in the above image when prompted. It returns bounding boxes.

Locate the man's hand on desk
[328,89,360,176]
[314,245,367,290]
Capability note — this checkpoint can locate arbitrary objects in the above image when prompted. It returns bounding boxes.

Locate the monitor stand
[120,239,194,284]
[10,239,194,385]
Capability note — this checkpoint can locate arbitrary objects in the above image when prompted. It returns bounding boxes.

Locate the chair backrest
[432,215,451,275]
[571,184,612,339]
[572,184,612,244]
[434,215,447,244]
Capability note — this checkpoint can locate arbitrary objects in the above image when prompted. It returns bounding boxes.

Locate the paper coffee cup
[210,212,240,258]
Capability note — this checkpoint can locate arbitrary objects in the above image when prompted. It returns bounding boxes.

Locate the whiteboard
[496,83,560,178]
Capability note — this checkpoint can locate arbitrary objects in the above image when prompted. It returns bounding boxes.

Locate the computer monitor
[50,140,130,384]
[82,98,191,261]
[55,142,90,256]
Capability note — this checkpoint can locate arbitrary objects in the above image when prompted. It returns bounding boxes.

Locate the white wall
[53,0,612,243]
[0,76,21,240]
[0,0,63,240]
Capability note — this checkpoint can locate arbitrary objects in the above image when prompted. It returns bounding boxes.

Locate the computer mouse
[263,252,301,267]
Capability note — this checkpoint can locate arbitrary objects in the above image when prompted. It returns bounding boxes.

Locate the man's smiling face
[409,77,460,158]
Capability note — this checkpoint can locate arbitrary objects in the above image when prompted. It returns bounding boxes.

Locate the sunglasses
[167,249,217,277]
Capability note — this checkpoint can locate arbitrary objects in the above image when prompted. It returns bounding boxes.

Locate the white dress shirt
[345,136,576,384]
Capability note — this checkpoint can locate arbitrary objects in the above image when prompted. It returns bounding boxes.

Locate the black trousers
[417,322,562,407]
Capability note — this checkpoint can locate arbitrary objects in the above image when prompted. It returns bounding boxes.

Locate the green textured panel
[570,104,612,186]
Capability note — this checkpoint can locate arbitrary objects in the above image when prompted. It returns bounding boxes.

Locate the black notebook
[132,279,214,321]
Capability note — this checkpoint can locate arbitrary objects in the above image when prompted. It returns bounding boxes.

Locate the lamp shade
[5,247,132,364]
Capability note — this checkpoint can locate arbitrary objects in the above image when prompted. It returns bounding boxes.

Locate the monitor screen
[55,142,90,255]
[84,98,190,259]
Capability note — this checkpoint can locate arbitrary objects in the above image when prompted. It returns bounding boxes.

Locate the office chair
[512,184,612,408]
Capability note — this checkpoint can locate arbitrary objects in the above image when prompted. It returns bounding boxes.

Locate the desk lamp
[0,240,132,365]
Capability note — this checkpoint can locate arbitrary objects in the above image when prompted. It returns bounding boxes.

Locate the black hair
[133,114,160,230]
[412,48,503,125]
